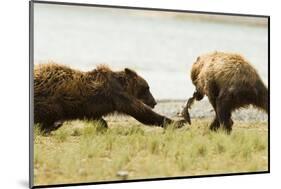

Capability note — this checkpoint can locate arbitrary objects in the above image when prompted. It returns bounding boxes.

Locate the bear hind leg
[96,118,108,129]
[207,82,221,131]
[39,120,64,135]
[216,96,234,134]
[210,117,220,131]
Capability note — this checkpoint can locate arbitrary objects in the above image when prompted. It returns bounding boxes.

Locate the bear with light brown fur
[182,52,268,133]
[34,62,185,133]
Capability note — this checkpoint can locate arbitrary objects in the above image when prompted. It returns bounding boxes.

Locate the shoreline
[153,99,268,122]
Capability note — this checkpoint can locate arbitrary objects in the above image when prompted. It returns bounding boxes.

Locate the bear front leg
[209,117,220,131]
[114,93,185,128]
[208,93,220,131]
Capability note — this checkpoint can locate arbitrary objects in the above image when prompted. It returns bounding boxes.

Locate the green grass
[33,118,268,186]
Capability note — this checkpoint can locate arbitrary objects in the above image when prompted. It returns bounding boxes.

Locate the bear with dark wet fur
[34,63,185,133]
[182,52,268,134]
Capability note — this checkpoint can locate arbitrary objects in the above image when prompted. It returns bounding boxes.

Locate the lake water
[34,4,268,100]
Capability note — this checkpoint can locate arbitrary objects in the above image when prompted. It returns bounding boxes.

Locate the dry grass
[33,118,268,186]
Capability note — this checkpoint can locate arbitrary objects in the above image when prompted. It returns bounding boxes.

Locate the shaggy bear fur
[182,52,268,133]
[34,63,184,133]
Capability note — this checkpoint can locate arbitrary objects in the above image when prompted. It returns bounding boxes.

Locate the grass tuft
[54,129,68,143]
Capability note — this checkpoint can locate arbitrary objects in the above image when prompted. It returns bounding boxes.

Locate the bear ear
[124,68,137,76]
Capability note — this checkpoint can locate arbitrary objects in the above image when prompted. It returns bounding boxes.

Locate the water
[34,4,268,100]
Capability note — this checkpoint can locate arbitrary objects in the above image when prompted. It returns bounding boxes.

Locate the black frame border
[29,0,270,188]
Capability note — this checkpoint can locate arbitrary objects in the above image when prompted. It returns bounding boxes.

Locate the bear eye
[138,87,149,96]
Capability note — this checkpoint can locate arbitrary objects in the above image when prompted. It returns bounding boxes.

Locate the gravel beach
[154,99,268,122]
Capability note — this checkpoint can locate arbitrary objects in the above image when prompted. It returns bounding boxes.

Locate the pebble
[116,170,129,180]
[155,100,268,122]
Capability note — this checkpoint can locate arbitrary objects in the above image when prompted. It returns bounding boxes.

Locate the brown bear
[182,52,268,134]
[34,62,185,133]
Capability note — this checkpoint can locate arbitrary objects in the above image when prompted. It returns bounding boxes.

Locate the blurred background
[34,4,268,101]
